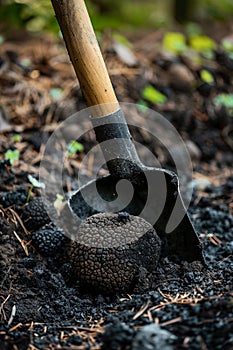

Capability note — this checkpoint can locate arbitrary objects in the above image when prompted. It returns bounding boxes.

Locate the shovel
[51,0,204,263]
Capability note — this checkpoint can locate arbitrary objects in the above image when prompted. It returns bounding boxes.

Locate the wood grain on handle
[51,0,119,117]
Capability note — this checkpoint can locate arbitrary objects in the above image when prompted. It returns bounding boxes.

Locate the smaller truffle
[21,197,57,231]
[32,222,65,255]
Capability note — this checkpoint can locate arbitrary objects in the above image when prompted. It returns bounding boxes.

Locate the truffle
[70,212,161,293]
[32,222,65,255]
[21,197,57,231]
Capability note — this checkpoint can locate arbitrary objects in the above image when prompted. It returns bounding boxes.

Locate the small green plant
[142,85,167,105]
[67,141,84,157]
[49,88,63,100]
[162,32,187,55]
[54,194,64,211]
[213,93,233,107]
[189,35,216,54]
[200,69,214,84]
[221,37,233,59]
[12,134,22,143]
[112,33,132,48]
[137,100,148,112]
[27,175,45,203]
[5,149,19,164]
[162,29,217,62]
[0,0,58,33]
[221,37,233,52]
[185,22,202,38]
[213,93,233,116]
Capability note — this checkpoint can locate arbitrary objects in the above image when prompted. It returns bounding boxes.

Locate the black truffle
[70,212,161,293]
[21,197,57,231]
[32,222,65,255]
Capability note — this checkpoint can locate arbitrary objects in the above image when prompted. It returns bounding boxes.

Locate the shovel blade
[69,168,205,264]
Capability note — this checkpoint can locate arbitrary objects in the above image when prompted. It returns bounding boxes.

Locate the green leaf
[189,35,216,53]
[185,22,202,38]
[213,93,233,117]
[19,58,31,68]
[28,175,45,189]
[112,33,132,48]
[221,37,233,52]
[12,134,22,142]
[163,32,187,55]
[213,93,233,108]
[200,69,214,84]
[54,194,64,210]
[137,100,148,112]
[142,85,167,105]
[5,149,19,164]
[67,141,84,157]
[0,35,4,45]
[49,88,63,100]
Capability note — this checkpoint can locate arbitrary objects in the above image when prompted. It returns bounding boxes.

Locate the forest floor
[0,24,233,349]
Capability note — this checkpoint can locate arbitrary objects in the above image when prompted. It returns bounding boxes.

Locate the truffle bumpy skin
[21,197,57,231]
[70,213,161,293]
[32,222,65,255]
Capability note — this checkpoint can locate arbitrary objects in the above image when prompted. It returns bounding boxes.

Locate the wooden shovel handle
[51,0,119,116]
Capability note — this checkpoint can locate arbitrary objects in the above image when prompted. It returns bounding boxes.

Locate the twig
[133,300,150,320]
[0,294,11,321]
[160,317,182,326]
[146,310,153,322]
[57,326,104,334]
[27,345,40,350]
[9,323,22,332]
[221,254,232,262]
[207,233,222,246]
[13,231,30,256]
[8,208,29,235]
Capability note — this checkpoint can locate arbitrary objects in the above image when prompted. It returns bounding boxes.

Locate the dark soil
[0,27,233,349]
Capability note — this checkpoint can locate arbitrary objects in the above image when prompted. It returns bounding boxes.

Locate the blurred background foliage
[0,0,233,35]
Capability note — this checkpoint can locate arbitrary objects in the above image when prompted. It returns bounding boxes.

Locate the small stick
[133,300,150,320]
